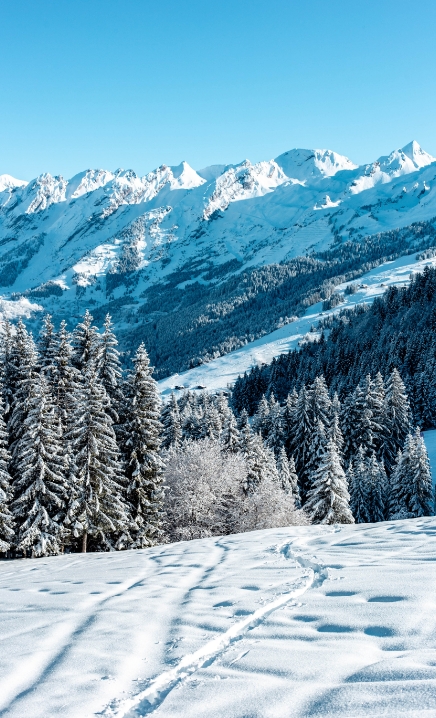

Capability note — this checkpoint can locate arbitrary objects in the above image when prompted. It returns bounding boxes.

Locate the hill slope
[1,518,436,718]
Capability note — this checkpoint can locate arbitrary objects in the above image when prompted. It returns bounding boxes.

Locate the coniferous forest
[1,269,436,559]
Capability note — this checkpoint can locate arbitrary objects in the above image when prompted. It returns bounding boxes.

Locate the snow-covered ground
[1,518,436,718]
[159,251,436,396]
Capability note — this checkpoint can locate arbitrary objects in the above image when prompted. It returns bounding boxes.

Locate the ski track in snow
[106,537,329,717]
[2,520,436,718]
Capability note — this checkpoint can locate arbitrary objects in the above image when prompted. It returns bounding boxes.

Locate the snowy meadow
[1,519,435,717]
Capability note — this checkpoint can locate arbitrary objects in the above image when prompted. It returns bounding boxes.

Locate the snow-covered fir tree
[305,438,354,525]
[252,395,270,437]
[72,309,101,373]
[66,367,130,552]
[0,391,14,554]
[38,314,57,385]
[277,447,301,507]
[12,373,67,557]
[292,384,313,502]
[99,314,123,416]
[221,411,240,453]
[51,320,80,426]
[123,344,164,548]
[349,447,371,524]
[282,389,298,457]
[390,429,434,518]
[384,368,412,474]
[365,452,385,522]
[161,393,182,449]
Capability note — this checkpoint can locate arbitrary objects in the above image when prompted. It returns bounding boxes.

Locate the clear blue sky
[2,0,436,180]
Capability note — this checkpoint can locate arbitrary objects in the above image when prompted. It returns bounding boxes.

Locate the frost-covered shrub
[163,438,246,541]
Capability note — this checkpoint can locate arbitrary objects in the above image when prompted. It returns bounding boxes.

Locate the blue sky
[2,0,436,179]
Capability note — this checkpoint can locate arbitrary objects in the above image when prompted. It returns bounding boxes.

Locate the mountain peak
[400,140,435,168]
[0,174,28,193]
[275,148,357,182]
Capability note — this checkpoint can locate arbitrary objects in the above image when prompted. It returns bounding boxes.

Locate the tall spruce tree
[384,368,412,474]
[365,452,385,523]
[390,430,433,518]
[38,314,57,386]
[72,309,101,373]
[12,373,67,557]
[305,438,354,524]
[161,393,182,449]
[349,448,371,523]
[221,412,240,453]
[293,384,313,502]
[0,392,14,553]
[123,344,164,548]
[66,367,130,552]
[99,314,123,412]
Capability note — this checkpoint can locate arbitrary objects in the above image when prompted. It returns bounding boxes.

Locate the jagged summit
[1,139,436,339]
[274,148,357,182]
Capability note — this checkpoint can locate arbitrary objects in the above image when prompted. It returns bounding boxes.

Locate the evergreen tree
[12,373,67,557]
[8,321,39,475]
[99,314,123,411]
[366,452,385,522]
[266,400,284,456]
[282,389,298,457]
[0,392,14,553]
[293,384,313,501]
[252,395,270,438]
[305,438,354,524]
[306,418,328,499]
[161,393,182,449]
[408,428,434,517]
[51,320,80,426]
[384,368,412,473]
[390,430,434,518]
[72,309,101,373]
[237,410,252,453]
[277,447,301,507]
[66,367,130,552]
[349,448,371,523]
[38,314,57,385]
[243,433,270,494]
[123,344,164,548]
[221,412,240,453]
[389,450,405,519]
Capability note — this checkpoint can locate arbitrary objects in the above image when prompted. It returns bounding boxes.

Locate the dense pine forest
[1,268,435,558]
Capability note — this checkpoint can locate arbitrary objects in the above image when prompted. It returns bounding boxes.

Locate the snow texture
[1,518,436,717]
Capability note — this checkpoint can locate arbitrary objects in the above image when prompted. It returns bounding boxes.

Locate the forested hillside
[232,263,436,430]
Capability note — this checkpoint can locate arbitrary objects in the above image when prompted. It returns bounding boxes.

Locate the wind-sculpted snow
[1,519,436,717]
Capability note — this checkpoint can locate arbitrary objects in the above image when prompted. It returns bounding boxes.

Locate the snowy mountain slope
[158,250,436,395]
[0,174,27,193]
[0,141,435,315]
[1,518,436,718]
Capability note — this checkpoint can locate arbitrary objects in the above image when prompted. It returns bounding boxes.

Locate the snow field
[1,518,436,717]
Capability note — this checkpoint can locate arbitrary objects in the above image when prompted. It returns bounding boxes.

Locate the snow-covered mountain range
[1,139,436,361]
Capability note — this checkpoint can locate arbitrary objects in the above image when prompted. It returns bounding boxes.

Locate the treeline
[171,371,434,525]
[0,312,307,559]
[232,264,436,428]
[114,219,436,378]
[1,305,433,560]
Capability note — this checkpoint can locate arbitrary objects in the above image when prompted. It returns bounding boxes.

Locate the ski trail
[107,536,330,718]
[0,547,225,715]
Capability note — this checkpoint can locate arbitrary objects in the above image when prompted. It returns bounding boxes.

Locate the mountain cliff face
[1,140,436,371]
